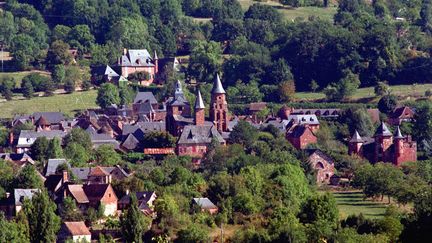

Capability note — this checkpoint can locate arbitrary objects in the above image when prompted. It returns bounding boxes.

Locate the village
[1,0,432,242]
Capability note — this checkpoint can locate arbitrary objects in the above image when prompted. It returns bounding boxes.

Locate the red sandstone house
[388,106,415,125]
[286,125,317,150]
[307,149,335,184]
[348,123,417,166]
[119,49,158,86]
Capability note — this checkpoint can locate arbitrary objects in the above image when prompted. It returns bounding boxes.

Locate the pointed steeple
[195,89,205,109]
[154,50,158,60]
[211,73,226,94]
[174,80,183,99]
[394,126,404,139]
[350,130,363,143]
[374,122,392,137]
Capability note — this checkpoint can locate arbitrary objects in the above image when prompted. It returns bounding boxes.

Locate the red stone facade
[308,150,335,184]
[286,125,317,150]
[210,93,229,132]
[394,136,417,166]
[195,108,205,126]
[177,144,209,158]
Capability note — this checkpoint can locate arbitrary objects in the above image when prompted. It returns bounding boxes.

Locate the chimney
[9,132,14,146]
[5,192,10,199]
[123,48,127,55]
[62,170,68,184]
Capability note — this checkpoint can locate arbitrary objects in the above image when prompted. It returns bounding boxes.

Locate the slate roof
[119,191,155,205]
[104,65,119,77]
[287,125,310,138]
[212,74,226,94]
[121,133,140,151]
[390,106,413,119]
[292,108,340,117]
[18,130,67,147]
[374,122,392,137]
[45,158,68,177]
[193,198,217,210]
[350,130,364,143]
[83,184,115,202]
[195,90,205,109]
[287,114,320,125]
[14,189,40,206]
[44,175,63,192]
[394,126,404,139]
[32,112,65,124]
[178,125,225,145]
[133,92,158,104]
[71,166,129,181]
[89,133,120,149]
[121,49,154,67]
[64,221,91,236]
[134,102,155,114]
[122,122,166,137]
[306,149,334,165]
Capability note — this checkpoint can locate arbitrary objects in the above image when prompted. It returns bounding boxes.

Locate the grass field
[238,0,337,21]
[334,191,390,219]
[295,83,432,101]
[0,71,51,88]
[0,90,98,118]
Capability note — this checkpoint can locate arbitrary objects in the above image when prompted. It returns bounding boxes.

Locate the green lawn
[295,83,432,101]
[333,191,388,219]
[0,90,98,118]
[0,71,51,88]
[239,0,337,21]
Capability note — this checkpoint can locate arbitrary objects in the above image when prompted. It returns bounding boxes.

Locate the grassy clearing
[0,90,98,118]
[295,83,432,101]
[334,191,389,219]
[0,71,51,88]
[238,0,336,21]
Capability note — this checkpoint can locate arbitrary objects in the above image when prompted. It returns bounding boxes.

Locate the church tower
[348,130,363,155]
[210,74,229,132]
[394,126,404,165]
[194,89,205,126]
[374,122,393,163]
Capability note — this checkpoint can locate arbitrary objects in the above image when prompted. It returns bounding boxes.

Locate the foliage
[24,190,61,243]
[121,194,150,243]
[377,94,397,114]
[142,131,176,148]
[96,83,120,109]
[95,145,122,166]
[176,224,209,243]
[188,40,222,83]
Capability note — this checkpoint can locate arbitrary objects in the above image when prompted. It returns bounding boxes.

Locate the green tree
[64,143,92,167]
[378,94,397,114]
[59,197,83,221]
[96,83,120,109]
[108,16,150,49]
[47,137,63,159]
[279,80,296,102]
[11,34,38,70]
[342,108,375,136]
[21,79,34,99]
[24,190,61,243]
[46,40,73,67]
[30,136,49,162]
[374,81,390,96]
[229,120,259,149]
[142,131,176,148]
[120,194,149,243]
[64,128,92,149]
[67,24,95,53]
[0,78,15,100]
[14,165,43,189]
[95,145,122,166]
[52,65,65,84]
[177,224,209,243]
[324,70,360,101]
[119,85,135,106]
[188,40,222,83]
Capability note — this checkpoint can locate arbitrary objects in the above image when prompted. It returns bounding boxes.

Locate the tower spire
[195,89,205,109]
[211,73,226,94]
[394,126,404,139]
[350,130,363,143]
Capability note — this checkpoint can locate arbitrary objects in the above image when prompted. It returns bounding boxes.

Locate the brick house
[388,106,414,125]
[177,125,226,160]
[286,125,317,150]
[307,149,335,184]
[348,123,417,166]
[118,49,158,86]
[286,114,320,132]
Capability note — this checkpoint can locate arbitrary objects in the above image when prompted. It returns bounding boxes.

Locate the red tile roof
[64,221,91,236]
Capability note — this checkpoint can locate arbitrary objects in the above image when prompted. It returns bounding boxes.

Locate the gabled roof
[211,74,225,94]
[350,130,363,143]
[89,166,109,176]
[45,158,68,177]
[121,49,154,67]
[287,125,314,138]
[178,125,225,145]
[104,65,119,77]
[64,221,91,236]
[83,184,117,202]
[14,189,40,206]
[133,92,158,104]
[195,90,205,109]
[67,184,89,204]
[374,122,392,137]
[122,122,166,136]
[287,114,320,125]
[307,149,334,165]
[119,191,156,205]
[35,116,50,126]
[193,198,217,210]
[121,133,140,151]
[32,112,65,124]
[0,153,35,165]
[390,106,413,119]
[44,175,63,192]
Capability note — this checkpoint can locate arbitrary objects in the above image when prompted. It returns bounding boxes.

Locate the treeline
[2,0,432,102]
